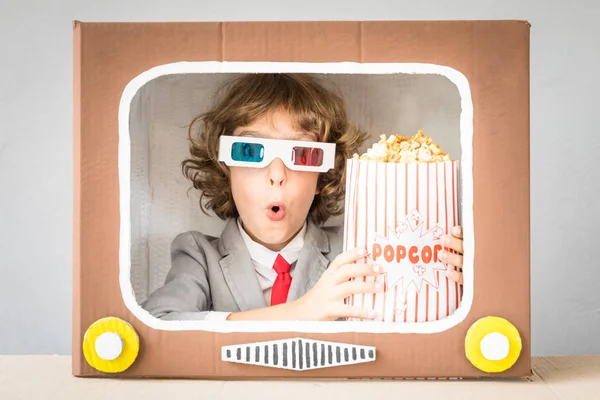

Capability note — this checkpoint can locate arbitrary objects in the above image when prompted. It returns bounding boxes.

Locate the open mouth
[266,202,286,221]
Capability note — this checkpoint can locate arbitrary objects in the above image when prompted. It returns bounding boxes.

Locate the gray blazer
[142,218,344,320]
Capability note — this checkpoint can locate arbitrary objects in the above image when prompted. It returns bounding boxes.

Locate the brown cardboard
[73,20,531,379]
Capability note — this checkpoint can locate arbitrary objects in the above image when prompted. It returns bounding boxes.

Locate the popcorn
[343,129,461,324]
[352,130,451,163]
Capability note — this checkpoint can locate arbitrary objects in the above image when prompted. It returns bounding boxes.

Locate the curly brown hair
[182,73,368,226]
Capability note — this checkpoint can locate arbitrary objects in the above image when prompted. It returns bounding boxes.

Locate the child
[142,73,465,322]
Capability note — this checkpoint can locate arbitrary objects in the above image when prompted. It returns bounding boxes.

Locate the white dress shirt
[204,218,307,321]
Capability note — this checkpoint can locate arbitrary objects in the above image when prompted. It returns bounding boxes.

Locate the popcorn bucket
[342,157,462,323]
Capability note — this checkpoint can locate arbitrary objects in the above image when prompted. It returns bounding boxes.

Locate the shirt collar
[237,217,306,267]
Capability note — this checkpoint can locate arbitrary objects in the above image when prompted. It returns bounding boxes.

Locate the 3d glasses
[218,135,336,172]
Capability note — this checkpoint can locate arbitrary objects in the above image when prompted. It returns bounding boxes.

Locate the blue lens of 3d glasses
[231,142,264,162]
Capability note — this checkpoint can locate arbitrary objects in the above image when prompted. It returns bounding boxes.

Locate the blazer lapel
[218,219,267,311]
[287,220,331,302]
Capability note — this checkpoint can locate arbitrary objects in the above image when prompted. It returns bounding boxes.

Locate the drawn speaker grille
[222,338,376,371]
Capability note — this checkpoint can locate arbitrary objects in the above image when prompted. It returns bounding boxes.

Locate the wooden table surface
[1,355,599,399]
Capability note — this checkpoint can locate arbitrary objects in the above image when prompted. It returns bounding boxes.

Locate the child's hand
[226,247,381,322]
[440,225,464,284]
[294,248,384,321]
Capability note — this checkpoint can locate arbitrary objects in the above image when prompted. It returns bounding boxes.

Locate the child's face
[230,110,320,252]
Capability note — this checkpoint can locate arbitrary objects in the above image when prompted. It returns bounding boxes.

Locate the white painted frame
[118,61,474,334]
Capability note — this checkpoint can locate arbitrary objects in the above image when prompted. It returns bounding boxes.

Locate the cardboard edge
[521,20,532,379]
[73,370,535,380]
[72,19,83,377]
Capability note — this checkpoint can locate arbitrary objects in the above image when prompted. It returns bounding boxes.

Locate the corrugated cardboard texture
[73,20,530,378]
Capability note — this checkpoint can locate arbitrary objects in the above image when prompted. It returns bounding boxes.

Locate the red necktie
[271,254,292,306]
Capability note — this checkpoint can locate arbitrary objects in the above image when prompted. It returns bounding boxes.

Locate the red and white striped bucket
[343,159,462,322]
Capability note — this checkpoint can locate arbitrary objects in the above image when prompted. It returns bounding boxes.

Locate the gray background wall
[0,0,598,356]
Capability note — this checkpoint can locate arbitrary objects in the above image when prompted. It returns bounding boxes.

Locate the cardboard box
[73,20,531,379]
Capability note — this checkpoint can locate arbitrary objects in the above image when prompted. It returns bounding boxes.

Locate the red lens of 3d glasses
[291,146,324,167]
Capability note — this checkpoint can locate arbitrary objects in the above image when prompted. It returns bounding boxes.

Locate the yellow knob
[82,317,140,373]
[465,316,522,373]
